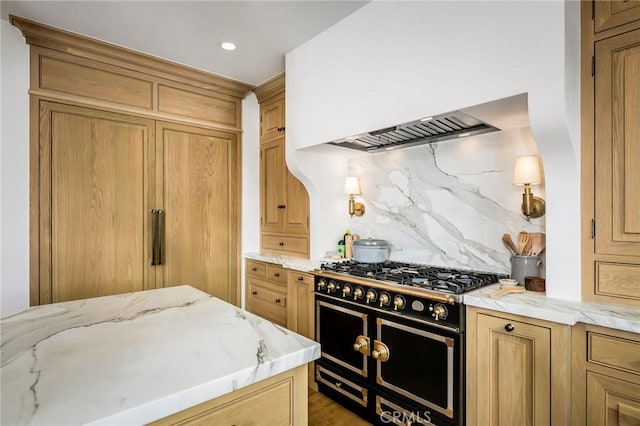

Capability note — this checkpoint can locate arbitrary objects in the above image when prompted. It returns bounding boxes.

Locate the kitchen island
[1,285,320,425]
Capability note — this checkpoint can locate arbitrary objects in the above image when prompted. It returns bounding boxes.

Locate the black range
[313,260,504,425]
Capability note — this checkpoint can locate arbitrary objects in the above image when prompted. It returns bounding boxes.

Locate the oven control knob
[353,287,364,300]
[327,280,337,293]
[342,284,353,298]
[393,295,406,311]
[316,279,327,291]
[365,289,377,304]
[379,292,390,307]
[433,303,448,321]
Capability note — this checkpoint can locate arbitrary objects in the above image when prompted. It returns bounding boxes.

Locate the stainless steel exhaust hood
[328,110,500,153]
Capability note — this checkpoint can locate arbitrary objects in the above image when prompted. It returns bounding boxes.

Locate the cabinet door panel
[284,169,309,234]
[587,372,640,426]
[261,97,285,141]
[476,314,551,426]
[42,102,153,303]
[595,29,640,256]
[595,1,640,33]
[260,139,286,233]
[157,122,238,303]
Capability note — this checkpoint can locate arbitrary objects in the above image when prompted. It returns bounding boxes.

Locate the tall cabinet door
[475,313,551,426]
[260,138,286,233]
[595,28,640,256]
[284,169,310,235]
[156,122,238,303]
[39,102,154,303]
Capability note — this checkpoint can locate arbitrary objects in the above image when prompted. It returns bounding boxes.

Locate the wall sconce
[344,176,365,217]
[513,155,545,220]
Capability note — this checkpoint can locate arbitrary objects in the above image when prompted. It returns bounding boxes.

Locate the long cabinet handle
[150,209,159,265]
[156,209,164,265]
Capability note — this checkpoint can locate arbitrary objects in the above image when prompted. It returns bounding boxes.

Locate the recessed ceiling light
[420,117,433,122]
[457,132,471,138]
[221,42,236,51]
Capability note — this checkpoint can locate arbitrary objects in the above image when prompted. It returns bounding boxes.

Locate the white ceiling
[1,1,369,86]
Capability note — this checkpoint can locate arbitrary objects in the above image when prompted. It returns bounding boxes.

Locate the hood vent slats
[328,110,499,153]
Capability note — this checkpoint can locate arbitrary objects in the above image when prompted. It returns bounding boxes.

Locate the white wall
[286,1,581,300]
[1,19,30,316]
[241,92,260,308]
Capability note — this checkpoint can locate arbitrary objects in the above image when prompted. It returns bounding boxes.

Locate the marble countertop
[245,252,639,334]
[1,285,320,426]
[464,284,640,334]
[243,252,331,273]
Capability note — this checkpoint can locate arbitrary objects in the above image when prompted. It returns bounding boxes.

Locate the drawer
[246,279,287,326]
[588,331,640,375]
[288,271,314,287]
[315,364,368,408]
[246,260,267,278]
[596,262,640,302]
[266,264,288,285]
[262,234,309,257]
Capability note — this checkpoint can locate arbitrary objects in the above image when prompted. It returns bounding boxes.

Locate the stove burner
[320,260,501,295]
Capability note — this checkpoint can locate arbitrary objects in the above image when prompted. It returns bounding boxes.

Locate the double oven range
[313,261,502,425]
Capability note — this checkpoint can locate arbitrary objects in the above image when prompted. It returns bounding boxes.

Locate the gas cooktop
[319,260,503,295]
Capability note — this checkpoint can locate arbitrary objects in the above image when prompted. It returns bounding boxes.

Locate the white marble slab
[244,252,330,272]
[1,286,320,426]
[464,284,640,333]
[346,128,545,276]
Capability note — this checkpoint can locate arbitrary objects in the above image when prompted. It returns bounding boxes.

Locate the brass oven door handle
[353,335,370,356]
[372,340,390,362]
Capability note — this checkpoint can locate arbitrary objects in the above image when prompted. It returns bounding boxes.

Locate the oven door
[373,313,462,424]
[316,294,371,379]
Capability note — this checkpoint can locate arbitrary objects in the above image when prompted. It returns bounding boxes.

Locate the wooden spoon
[517,232,531,256]
[502,233,518,255]
[530,232,546,256]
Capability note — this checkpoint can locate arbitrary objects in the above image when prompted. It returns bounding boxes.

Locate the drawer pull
[297,276,304,281]
[252,290,257,295]
[251,267,257,272]
[278,242,284,246]
[275,298,281,304]
[274,272,280,277]
[505,323,515,332]
[277,204,286,209]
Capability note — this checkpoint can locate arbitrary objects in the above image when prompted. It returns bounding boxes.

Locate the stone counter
[1,286,320,425]
[464,284,640,333]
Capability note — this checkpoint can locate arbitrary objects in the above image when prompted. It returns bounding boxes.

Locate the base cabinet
[150,365,308,426]
[466,307,571,426]
[245,260,288,327]
[572,323,640,426]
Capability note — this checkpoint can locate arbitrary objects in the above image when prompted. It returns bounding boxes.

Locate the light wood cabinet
[260,95,285,141]
[582,2,640,306]
[466,307,571,426]
[13,16,248,306]
[287,270,317,391]
[594,1,640,33]
[150,364,308,426]
[245,260,288,327]
[287,271,314,340]
[39,102,154,302]
[254,74,310,258]
[572,323,640,426]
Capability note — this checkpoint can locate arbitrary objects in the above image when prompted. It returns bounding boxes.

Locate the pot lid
[352,238,389,247]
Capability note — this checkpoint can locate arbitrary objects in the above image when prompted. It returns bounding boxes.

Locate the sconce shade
[344,176,361,195]
[513,156,542,185]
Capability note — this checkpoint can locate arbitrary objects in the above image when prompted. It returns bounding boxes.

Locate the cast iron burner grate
[320,260,501,294]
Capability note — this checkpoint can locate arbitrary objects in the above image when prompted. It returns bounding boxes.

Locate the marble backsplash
[346,128,545,275]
